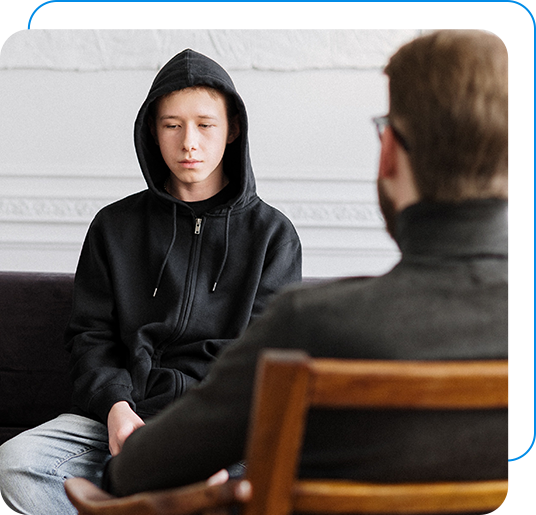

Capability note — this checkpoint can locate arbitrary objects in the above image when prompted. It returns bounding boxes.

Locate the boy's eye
[199,124,213,128]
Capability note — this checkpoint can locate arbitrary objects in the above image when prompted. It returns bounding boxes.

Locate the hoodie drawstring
[153,203,177,297]
[212,207,232,292]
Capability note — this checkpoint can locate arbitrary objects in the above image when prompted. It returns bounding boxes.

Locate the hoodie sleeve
[250,227,302,321]
[65,215,135,424]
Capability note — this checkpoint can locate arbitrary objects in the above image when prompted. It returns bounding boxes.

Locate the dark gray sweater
[105,198,507,497]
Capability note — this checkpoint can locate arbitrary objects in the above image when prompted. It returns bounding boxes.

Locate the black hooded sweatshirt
[64,49,302,424]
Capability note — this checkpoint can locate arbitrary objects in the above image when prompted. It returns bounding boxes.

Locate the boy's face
[152,87,238,199]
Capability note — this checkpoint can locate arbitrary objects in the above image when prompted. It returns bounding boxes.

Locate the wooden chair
[64,477,250,515]
[65,349,508,515]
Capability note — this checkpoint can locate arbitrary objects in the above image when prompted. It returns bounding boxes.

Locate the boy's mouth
[180,159,201,168]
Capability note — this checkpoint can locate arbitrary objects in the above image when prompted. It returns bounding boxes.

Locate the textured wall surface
[0,29,421,277]
[1,30,417,71]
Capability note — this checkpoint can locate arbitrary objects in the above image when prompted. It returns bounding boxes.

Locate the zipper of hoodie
[175,216,203,341]
[157,216,204,353]
[194,217,202,235]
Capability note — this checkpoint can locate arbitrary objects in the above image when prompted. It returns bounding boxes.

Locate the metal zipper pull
[194,218,202,235]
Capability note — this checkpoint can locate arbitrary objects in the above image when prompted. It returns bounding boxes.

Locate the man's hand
[107,401,145,456]
[207,469,229,486]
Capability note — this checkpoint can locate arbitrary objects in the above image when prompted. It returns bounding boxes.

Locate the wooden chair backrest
[241,349,508,515]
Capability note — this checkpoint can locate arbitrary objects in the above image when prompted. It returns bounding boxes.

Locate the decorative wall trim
[0,197,105,223]
[0,196,383,228]
[275,202,382,227]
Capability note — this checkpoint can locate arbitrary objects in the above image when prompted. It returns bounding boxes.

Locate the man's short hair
[385,30,508,201]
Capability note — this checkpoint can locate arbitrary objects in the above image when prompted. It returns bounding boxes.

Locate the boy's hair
[385,30,508,201]
[149,85,239,127]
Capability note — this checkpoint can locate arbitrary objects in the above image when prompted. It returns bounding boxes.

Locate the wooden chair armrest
[65,477,116,505]
[64,477,251,515]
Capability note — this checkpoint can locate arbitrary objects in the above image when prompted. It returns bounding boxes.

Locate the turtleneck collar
[394,198,508,259]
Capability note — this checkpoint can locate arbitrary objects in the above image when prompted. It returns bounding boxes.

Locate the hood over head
[134,48,256,211]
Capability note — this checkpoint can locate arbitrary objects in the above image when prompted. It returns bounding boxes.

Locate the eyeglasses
[372,115,410,152]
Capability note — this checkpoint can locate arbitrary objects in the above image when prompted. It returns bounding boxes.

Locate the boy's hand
[107,401,145,456]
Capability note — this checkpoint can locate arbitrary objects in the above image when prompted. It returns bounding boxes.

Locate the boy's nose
[182,125,198,152]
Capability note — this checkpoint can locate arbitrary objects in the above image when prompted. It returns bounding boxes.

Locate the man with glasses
[102,29,508,497]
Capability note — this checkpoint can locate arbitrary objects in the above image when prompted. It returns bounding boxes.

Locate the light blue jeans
[0,414,111,515]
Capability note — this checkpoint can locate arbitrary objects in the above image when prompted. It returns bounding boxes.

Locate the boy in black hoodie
[0,49,301,515]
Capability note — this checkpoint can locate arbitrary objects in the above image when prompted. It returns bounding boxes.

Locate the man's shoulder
[282,276,377,309]
[299,276,374,291]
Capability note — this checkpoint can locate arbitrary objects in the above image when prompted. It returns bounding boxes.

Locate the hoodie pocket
[135,367,177,417]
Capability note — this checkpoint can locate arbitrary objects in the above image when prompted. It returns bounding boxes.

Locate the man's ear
[227,115,241,144]
[378,126,399,180]
[378,126,420,211]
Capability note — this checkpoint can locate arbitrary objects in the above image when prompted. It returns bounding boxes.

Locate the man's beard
[377,178,397,240]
